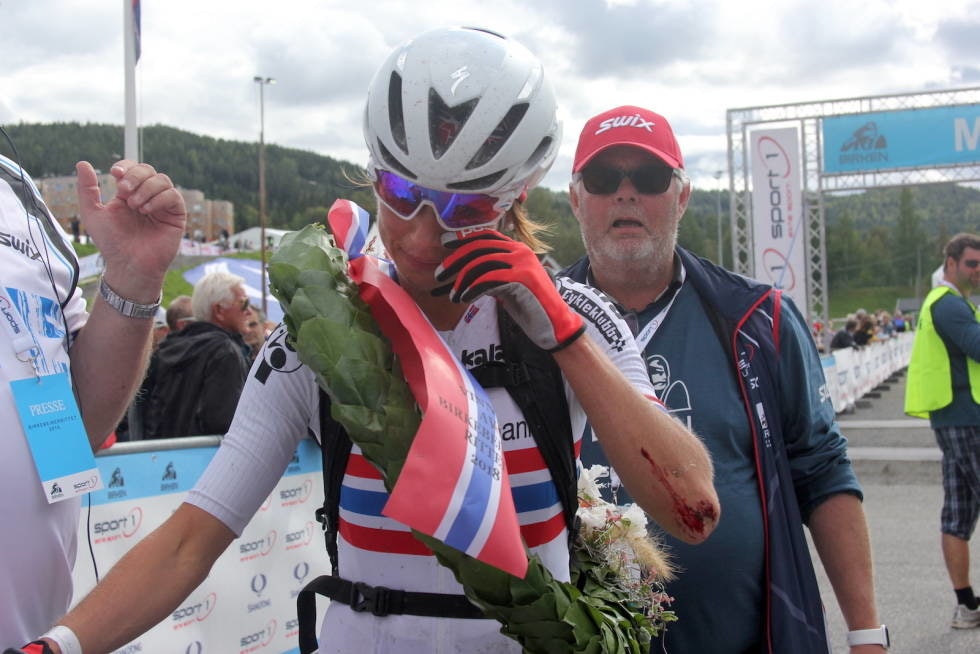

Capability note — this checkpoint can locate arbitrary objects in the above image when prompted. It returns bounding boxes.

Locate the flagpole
[123,0,139,162]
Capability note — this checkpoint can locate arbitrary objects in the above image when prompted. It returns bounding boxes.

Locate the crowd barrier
[820,332,913,413]
[72,437,328,654]
[69,334,913,653]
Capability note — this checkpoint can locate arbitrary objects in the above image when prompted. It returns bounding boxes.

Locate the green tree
[892,187,925,286]
[826,210,861,288]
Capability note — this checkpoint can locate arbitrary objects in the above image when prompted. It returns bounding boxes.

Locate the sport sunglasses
[374,169,509,231]
[579,163,680,195]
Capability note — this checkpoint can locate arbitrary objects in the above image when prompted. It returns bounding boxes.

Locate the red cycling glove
[5,642,55,654]
[433,230,585,352]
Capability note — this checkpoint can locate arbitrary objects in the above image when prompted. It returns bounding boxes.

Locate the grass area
[71,241,98,258]
[827,285,919,320]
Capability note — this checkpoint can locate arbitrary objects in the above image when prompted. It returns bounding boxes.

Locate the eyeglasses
[374,169,508,231]
[962,259,980,269]
[578,163,679,195]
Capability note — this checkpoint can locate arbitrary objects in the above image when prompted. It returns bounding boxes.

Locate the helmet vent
[429,89,477,159]
[466,103,528,170]
[376,140,416,180]
[525,136,554,171]
[388,72,407,153]
[447,170,506,192]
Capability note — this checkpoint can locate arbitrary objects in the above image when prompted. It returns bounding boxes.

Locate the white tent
[227,227,291,252]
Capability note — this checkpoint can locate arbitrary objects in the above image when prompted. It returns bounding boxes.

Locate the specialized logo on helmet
[449,65,470,95]
[595,113,655,135]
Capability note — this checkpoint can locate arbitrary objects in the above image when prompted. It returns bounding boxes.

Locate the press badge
[11,371,102,503]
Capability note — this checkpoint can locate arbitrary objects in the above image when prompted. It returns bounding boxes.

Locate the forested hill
[3,121,980,283]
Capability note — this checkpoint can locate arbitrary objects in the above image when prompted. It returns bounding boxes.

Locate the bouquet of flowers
[269,223,676,653]
[573,465,676,634]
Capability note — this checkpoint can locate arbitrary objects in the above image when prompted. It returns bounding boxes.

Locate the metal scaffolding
[726,86,980,326]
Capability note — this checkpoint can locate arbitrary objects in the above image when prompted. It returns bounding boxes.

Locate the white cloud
[1,0,976,191]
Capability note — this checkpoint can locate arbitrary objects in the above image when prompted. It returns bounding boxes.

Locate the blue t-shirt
[580,282,764,653]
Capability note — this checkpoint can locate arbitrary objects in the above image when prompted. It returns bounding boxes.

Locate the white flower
[574,464,675,612]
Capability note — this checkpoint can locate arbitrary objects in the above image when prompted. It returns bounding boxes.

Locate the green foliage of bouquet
[269,224,675,653]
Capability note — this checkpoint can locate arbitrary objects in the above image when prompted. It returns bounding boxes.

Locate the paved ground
[809,369,980,653]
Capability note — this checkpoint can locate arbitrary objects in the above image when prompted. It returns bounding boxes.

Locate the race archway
[726,86,980,326]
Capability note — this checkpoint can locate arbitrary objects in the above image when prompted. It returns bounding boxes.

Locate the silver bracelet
[99,275,161,319]
[41,624,83,654]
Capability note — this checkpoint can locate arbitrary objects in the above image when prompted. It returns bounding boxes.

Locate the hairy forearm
[69,296,154,447]
[553,334,719,543]
[809,493,881,631]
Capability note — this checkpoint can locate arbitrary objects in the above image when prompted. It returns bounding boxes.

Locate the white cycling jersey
[0,154,88,644]
[187,283,654,653]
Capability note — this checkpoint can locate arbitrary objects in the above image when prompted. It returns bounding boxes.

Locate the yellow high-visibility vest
[905,285,980,417]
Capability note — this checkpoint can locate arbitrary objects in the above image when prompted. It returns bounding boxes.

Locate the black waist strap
[297,575,488,653]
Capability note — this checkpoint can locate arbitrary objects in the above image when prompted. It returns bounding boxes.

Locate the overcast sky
[2,0,978,192]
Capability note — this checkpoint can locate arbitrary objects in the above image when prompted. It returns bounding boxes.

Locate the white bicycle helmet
[364,26,561,204]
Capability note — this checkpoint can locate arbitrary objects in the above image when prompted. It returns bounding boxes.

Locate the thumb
[74,161,102,216]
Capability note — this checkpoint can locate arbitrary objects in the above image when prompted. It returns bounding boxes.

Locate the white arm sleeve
[185,324,320,535]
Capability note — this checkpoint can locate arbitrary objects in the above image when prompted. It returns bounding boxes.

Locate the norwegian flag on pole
[327,200,528,578]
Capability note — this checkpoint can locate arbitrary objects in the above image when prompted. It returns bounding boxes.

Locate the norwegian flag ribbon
[326,200,528,578]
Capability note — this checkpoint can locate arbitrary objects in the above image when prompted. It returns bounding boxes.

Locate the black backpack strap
[298,390,352,652]
[315,388,351,576]
[470,311,577,539]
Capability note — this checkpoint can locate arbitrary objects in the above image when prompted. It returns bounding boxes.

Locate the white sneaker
[951,603,980,629]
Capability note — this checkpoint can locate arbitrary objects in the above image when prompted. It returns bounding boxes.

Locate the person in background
[831,318,860,350]
[243,304,269,361]
[853,308,877,346]
[13,28,717,654]
[165,294,193,332]
[877,310,895,339]
[893,309,908,333]
[905,232,980,629]
[139,271,251,439]
[562,105,887,653]
[150,307,169,347]
[0,135,185,646]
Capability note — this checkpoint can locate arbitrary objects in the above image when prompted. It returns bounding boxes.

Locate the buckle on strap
[349,581,397,616]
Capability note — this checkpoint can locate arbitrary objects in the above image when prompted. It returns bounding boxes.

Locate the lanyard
[631,264,687,352]
[633,285,681,352]
[0,284,41,376]
[587,259,686,352]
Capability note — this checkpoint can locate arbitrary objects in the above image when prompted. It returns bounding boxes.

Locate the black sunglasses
[579,163,678,195]
[963,259,980,269]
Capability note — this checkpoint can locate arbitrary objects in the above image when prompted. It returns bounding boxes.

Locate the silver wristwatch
[846,625,889,648]
[99,276,161,319]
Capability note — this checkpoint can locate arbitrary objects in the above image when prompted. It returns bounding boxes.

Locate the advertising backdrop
[73,438,328,654]
[822,104,980,174]
[749,127,808,314]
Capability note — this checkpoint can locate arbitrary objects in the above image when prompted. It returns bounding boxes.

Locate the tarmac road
[810,369,980,653]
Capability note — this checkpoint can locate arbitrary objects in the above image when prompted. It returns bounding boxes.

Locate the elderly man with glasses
[561,106,887,653]
[137,271,252,439]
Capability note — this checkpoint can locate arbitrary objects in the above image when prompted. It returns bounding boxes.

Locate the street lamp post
[254,75,275,315]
